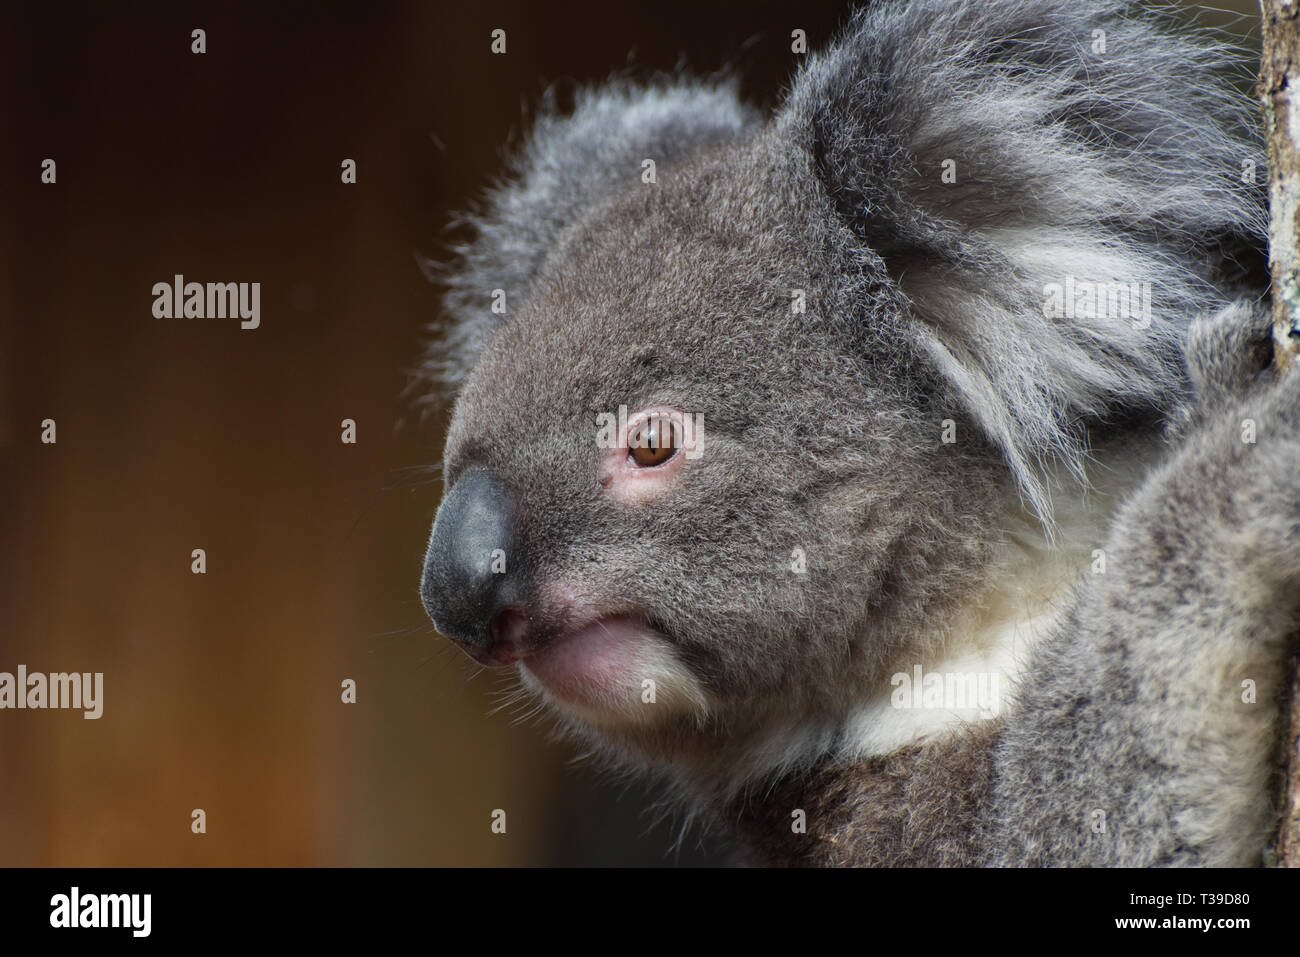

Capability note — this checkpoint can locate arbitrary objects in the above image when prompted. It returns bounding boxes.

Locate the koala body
[421,0,1300,866]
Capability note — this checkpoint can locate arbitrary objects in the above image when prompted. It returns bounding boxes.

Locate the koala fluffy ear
[780,0,1266,521]
[424,79,761,393]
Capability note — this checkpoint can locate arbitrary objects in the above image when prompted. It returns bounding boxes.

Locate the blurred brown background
[0,0,1260,865]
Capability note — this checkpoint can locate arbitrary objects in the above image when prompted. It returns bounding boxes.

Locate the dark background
[0,0,1257,865]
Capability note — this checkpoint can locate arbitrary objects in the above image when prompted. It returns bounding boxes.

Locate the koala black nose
[421,470,520,649]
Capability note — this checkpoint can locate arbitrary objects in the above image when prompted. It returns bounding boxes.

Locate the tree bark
[1259,0,1300,868]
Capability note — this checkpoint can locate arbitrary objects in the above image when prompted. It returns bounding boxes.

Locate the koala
[419,0,1300,866]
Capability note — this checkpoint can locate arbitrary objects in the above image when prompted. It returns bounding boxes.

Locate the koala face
[423,147,1000,748]
[421,0,1259,771]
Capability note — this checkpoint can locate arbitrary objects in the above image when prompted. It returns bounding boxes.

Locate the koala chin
[515,616,712,731]
[419,0,1300,866]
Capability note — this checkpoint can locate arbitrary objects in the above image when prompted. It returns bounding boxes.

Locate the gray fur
[991,356,1300,865]
[427,79,763,392]
[421,0,1296,866]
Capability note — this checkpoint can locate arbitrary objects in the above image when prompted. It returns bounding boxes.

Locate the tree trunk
[1259,0,1300,867]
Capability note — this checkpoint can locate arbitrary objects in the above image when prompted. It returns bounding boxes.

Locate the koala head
[420,0,1264,774]
[432,140,1000,748]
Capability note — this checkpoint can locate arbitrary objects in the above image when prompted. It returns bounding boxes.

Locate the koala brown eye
[629,416,679,467]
